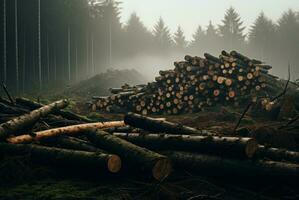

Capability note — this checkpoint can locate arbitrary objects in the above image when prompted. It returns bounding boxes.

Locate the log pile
[0,92,298,181]
[92,50,282,115]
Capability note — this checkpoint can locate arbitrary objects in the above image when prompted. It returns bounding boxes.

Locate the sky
[120,0,299,40]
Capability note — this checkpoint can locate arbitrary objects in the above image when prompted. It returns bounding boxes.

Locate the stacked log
[92,50,280,115]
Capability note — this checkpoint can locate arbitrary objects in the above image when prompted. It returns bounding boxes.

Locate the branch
[233,102,253,133]
[2,83,15,105]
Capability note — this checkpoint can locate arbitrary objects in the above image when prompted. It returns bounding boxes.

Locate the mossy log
[86,129,172,181]
[163,151,298,178]
[7,121,125,144]
[15,97,94,123]
[124,112,213,136]
[0,99,69,140]
[113,133,258,159]
[0,143,121,173]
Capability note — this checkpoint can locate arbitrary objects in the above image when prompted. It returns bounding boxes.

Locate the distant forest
[0,0,299,94]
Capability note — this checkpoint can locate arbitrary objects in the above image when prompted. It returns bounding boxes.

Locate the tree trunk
[16,97,94,123]
[124,112,213,136]
[0,99,69,140]
[256,145,299,164]
[163,151,298,179]
[113,133,258,158]
[7,121,125,144]
[85,129,172,181]
[40,136,100,152]
[0,143,121,173]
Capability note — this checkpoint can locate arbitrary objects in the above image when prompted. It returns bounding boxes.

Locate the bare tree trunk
[86,32,89,78]
[91,33,94,75]
[75,40,78,82]
[37,0,42,90]
[15,0,19,94]
[54,45,57,81]
[22,31,26,93]
[46,34,50,82]
[3,0,7,85]
[68,25,71,82]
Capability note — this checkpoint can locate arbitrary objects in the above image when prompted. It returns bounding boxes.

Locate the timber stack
[91,50,281,115]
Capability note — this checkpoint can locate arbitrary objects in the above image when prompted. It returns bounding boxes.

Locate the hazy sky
[120,0,299,40]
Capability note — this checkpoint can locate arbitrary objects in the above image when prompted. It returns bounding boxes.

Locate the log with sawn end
[112,133,258,159]
[0,143,121,174]
[85,129,172,181]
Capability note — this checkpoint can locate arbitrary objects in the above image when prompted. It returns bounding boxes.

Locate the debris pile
[65,69,147,98]
[92,51,282,115]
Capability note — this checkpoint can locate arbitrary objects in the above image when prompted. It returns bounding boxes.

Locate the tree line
[0,0,299,94]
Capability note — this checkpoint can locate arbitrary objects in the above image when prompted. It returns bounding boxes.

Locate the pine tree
[276,9,299,78]
[125,12,153,55]
[218,7,245,49]
[189,25,205,53]
[173,26,187,50]
[204,21,220,54]
[206,21,218,39]
[153,17,173,52]
[248,12,276,59]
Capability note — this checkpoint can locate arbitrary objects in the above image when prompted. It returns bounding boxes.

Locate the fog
[0,0,298,95]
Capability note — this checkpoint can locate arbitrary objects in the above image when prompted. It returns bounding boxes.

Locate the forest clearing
[1,0,299,199]
[0,51,298,200]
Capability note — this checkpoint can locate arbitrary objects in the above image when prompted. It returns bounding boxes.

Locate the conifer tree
[173,26,187,50]
[218,7,245,49]
[153,17,173,52]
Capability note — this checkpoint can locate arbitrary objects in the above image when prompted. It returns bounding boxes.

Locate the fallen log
[256,145,299,164]
[124,113,213,136]
[163,151,298,178]
[15,97,94,123]
[85,129,172,181]
[0,102,28,114]
[40,136,100,152]
[7,121,125,144]
[113,133,258,158]
[0,143,121,173]
[0,99,69,140]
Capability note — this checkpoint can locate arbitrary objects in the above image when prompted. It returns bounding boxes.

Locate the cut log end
[245,139,258,158]
[152,158,172,181]
[107,154,122,173]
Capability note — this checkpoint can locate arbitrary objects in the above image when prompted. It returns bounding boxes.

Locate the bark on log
[124,112,213,136]
[112,133,258,158]
[163,151,298,178]
[256,145,299,164]
[0,143,121,173]
[7,121,125,144]
[85,129,172,181]
[0,102,28,114]
[40,136,100,152]
[15,97,94,123]
[0,99,69,140]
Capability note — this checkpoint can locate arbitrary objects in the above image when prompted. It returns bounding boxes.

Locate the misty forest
[0,1,298,200]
